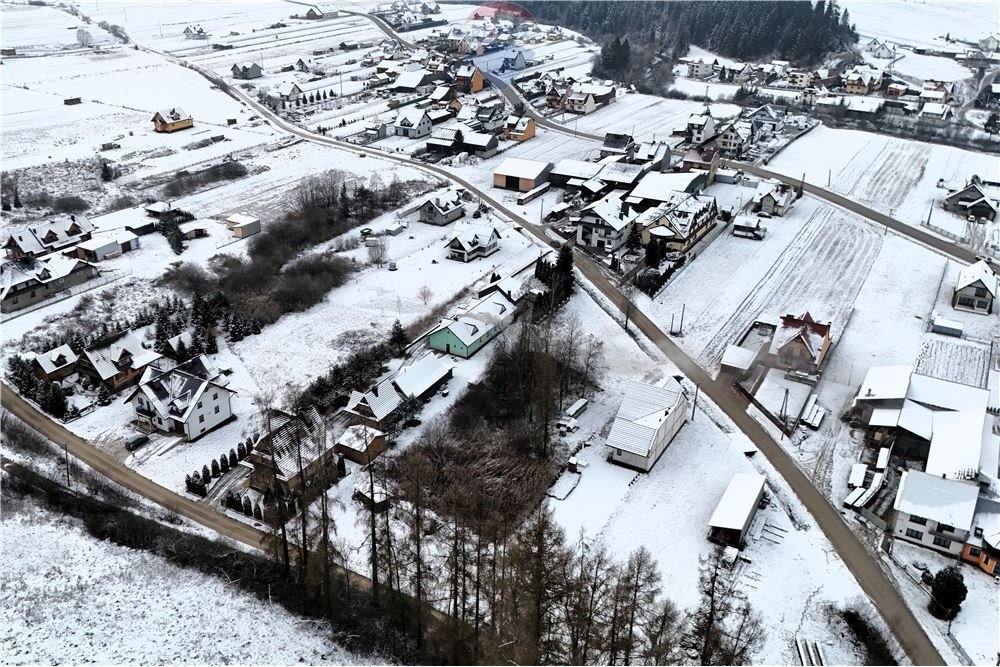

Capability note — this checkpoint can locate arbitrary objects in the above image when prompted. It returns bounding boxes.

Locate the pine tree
[203,464,212,483]
[229,449,238,467]
[211,458,221,477]
[219,455,230,473]
[389,319,408,351]
[13,182,21,209]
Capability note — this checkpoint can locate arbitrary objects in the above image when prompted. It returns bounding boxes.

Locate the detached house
[125,355,235,441]
[444,223,501,262]
[418,190,466,225]
[393,108,432,138]
[576,193,639,254]
[843,65,882,94]
[753,179,796,216]
[455,64,484,93]
[893,470,979,557]
[78,330,162,391]
[743,105,785,135]
[1,255,99,313]
[716,120,755,158]
[687,112,716,144]
[231,62,263,79]
[606,378,689,472]
[243,408,332,495]
[767,312,832,373]
[4,214,94,260]
[503,115,535,142]
[686,57,716,78]
[152,107,194,133]
[428,290,517,358]
[638,192,718,252]
[953,260,997,314]
[32,344,79,381]
[335,424,387,464]
[600,133,636,160]
[943,182,999,221]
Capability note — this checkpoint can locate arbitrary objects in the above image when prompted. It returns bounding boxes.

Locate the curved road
[9,19,946,665]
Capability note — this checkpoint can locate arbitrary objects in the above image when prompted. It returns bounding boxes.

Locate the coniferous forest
[520,0,858,65]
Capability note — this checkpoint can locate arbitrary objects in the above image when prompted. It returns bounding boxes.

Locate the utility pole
[678,303,685,335]
[63,440,72,489]
[691,384,699,421]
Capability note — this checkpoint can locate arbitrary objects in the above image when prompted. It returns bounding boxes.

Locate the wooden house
[77,330,162,391]
[767,312,832,373]
[152,107,194,133]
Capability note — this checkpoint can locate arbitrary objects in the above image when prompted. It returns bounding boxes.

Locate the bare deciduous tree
[417,285,433,305]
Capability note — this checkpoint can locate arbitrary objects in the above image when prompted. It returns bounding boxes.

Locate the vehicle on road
[125,434,149,451]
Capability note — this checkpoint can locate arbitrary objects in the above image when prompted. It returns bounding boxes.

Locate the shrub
[52,196,91,213]
[106,195,136,212]
[163,162,248,198]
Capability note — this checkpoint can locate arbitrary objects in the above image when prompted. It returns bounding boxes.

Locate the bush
[159,262,217,295]
[52,196,91,214]
[163,162,248,198]
[106,195,136,212]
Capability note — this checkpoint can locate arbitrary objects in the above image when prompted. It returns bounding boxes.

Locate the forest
[521,0,858,65]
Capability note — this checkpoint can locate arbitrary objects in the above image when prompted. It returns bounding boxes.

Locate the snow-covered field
[862,48,971,84]
[0,498,374,666]
[843,0,998,50]
[1,3,115,51]
[767,126,1000,239]
[557,92,741,141]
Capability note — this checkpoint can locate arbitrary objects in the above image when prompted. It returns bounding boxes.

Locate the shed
[848,463,868,488]
[226,213,261,239]
[493,158,553,192]
[707,473,766,548]
[335,424,387,465]
[566,398,588,418]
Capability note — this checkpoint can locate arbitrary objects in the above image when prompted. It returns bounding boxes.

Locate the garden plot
[1,3,115,51]
[231,214,545,392]
[767,126,1000,239]
[914,336,992,388]
[563,92,741,142]
[0,501,373,666]
[642,197,883,373]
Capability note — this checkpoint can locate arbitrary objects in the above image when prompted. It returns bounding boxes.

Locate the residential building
[503,115,535,142]
[787,69,812,88]
[767,312,832,373]
[460,131,499,158]
[564,83,615,114]
[893,470,978,556]
[344,378,403,430]
[600,132,636,160]
[686,57,716,78]
[304,3,339,19]
[753,179,796,216]
[743,104,785,135]
[334,424,387,464]
[943,183,999,221]
[393,108,432,138]
[716,120,755,158]
[243,408,332,495]
[418,190,466,225]
[428,290,517,358]
[687,112,716,144]
[638,191,718,251]
[231,62,263,79]
[625,171,708,208]
[843,65,882,94]
[605,378,689,472]
[152,107,194,133]
[575,192,639,254]
[866,38,895,59]
[953,260,997,314]
[502,50,527,71]
[77,330,162,391]
[632,141,671,171]
[444,223,502,262]
[125,355,235,441]
[455,64,484,92]
[32,344,78,381]
[0,255,99,313]
[4,214,94,260]
[493,158,552,192]
[707,473,767,548]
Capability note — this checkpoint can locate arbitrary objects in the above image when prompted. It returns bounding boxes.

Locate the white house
[687,112,716,144]
[953,260,997,314]
[686,57,716,78]
[125,355,235,441]
[393,108,432,138]
[753,179,796,216]
[893,470,979,556]
[605,378,689,471]
[444,222,502,262]
[575,192,639,254]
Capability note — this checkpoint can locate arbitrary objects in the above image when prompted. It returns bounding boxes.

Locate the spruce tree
[203,464,212,483]
[219,455,229,473]
[204,330,219,354]
[211,458,220,477]
[242,496,253,515]
[229,449,238,467]
[253,503,264,520]
[237,442,247,459]
[97,384,111,406]
[389,319,408,351]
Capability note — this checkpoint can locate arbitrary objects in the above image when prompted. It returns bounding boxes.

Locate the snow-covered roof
[336,424,384,453]
[35,344,78,376]
[395,107,429,128]
[893,470,978,530]
[126,355,229,424]
[551,159,603,180]
[957,260,997,297]
[83,330,161,382]
[856,365,913,401]
[462,131,496,148]
[393,354,451,398]
[707,473,766,531]
[154,107,191,122]
[493,157,552,180]
[595,162,646,186]
[581,193,639,232]
[629,172,702,202]
[907,373,989,412]
[721,345,756,371]
[226,213,259,226]
[926,409,992,481]
[919,102,950,117]
[768,312,830,361]
[346,378,403,422]
[605,378,685,457]
[4,214,94,256]
[752,178,795,206]
[456,64,477,77]
[393,68,430,90]
[435,290,516,346]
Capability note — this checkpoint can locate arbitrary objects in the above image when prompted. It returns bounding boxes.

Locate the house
[394,353,453,400]
[843,65,882,94]
[605,378,689,471]
[428,290,517,357]
[686,112,715,144]
[345,379,403,430]
[294,58,312,72]
[183,25,206,39]
[243,408,332,495]
[4,214,94,260]
[144,201,172,218]
[767,312,832,373]
[716,120,755,158]
[787,69,812,88]
[493,158,552,192]
[152,107,194,133]
[866,38,895,59]
[544,84,567,109]
[503,50,527,71]
[474,101,507,132]
[178,220,209,240]
[70,231,139,263]
[77,330,161,391]
[460,131,499,158]
[444,223,502,262]
[625,171,708,208]
[632,141,671,171]
[686,57,716,78]
[943,183,999,221]
[753,179,796,216]
[953,260,997,314]
[919,102,952,124]
[334,424,387,464]
[393,108,432,138]
[428,84,455,105]
[564,83,616,114]
[743,104,785,135]
[32,344,79,381]
[637,192,718,251]
[0,256,100,313]
[391,67,434,93]
[893,470,979,556]
[226,213,261,239]
[125,355,235,441]
[304,4,339,19]
[680,144,720,177]
[231,62,263,79]
[707,473,767,548]
[575,192,639,254]
[980,34,1000,52]
[455,64,484,93]
[418,191,466,225]
[503,115,535,142]
[886,83,908,97]
[731,215,767,240]
[600,133,635,160]
[549,159,604,188]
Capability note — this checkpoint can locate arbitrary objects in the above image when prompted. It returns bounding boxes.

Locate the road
[21,20,945,664]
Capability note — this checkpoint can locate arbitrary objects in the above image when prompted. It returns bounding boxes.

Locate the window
[213,393,218,401]
[616,448,622,456]
[932,536,952,549]
[199,415,205,423]
[909,516,927,526]
[214,406,220,414]
[938,523,954,533]
[197,401,202,409]
[968,547,982,557]
[905,528,923,540]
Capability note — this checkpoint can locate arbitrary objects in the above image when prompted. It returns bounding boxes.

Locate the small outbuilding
[335,424,387,465]
[707,473,766,548]
[226,213,261,239]
[493,158,552,192]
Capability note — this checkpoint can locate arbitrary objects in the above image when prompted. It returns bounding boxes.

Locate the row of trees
[7,356,75,419]
[184,439,255,497]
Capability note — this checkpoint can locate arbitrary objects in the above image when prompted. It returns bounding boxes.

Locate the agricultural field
[1,2,115,51]
[842,0,998,50]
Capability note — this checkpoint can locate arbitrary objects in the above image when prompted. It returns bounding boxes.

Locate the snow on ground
[686,45,745,70]
[0,498,373,666]
[641,195,883,374]
[889,540,999,666]
[862,48,971,84]
[670,76,804,102]
[1,3,115,51]
[556,92,741,142]
[842,0,998,50]
[766,125,1000,240]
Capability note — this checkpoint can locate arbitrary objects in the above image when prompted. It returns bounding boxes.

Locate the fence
[1,269,132,323]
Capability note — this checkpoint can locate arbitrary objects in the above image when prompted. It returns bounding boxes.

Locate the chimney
[620,200,628,218]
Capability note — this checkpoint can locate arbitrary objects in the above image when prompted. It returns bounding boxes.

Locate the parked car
[388,262,397,271]
[125,434,149,451]
[665,251,684,262]
[360,227,374,238]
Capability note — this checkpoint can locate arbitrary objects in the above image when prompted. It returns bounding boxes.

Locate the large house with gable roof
[606,378,689,471]
[4,214,94,260]
[77,330,162,391]
[428,290,518,358]
[953,260,997,314]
